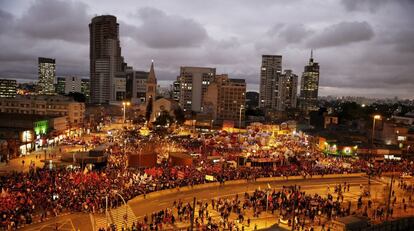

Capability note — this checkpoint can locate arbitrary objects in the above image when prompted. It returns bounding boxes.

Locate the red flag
[177,171,185,179]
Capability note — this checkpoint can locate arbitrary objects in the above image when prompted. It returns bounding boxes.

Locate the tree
[67,92,86,102]
[173,107,185,125]
[145,97,153,123]
[154,110,173,126]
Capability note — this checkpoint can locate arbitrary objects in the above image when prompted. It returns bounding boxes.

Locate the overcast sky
[1,0,413,98]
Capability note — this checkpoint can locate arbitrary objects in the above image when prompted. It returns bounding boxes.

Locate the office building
[259,55,282,111]
[279,70,298,110]
[132,71,149,104]
[55,77,90,98]
[125,66,134,100]
[81,79,90,99]
[172,78,180,102]
[204,74,246,126]
[114,73,127,101]
[0,95,85,127]
[246,91,259,110]
[0,79,17,98]
[38,57,56,94]
[63,76,83,94]
[299,51,320,113]
[55,77,66,94]
[89,15,124,104]
[178,66,216,112]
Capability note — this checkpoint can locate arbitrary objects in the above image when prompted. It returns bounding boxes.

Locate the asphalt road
[19,175,379,230]
[128,176,376,219]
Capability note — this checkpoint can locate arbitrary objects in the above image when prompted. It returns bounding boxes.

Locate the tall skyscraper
[259,55,282,111]
[38,57,56,94]
[89,15,123,104]
[178,66,216,112]
[279,70,298,110]
[146,61,157,104]
[299,50,320,113]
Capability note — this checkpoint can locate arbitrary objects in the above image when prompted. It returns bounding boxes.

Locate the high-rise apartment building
[204,74,246,126]
[178,66,216,112]
[38,57,56,94]
[89,15,124,104]
[259,55,282,111]
[0,79,17,98]
[279,70,298,110]
[299,51,320,113]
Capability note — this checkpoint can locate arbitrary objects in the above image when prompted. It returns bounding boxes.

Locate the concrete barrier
[255,173,364,182]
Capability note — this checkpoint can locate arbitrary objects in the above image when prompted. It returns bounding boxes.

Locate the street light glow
[373,115,381,120]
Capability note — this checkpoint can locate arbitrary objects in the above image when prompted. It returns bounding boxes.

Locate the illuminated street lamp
[122,101,131,123]
[368,114,381,189]
[372,115,381,146]
[239,105,244,130]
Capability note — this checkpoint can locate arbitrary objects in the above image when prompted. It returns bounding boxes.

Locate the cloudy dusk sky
[1,0,413,98]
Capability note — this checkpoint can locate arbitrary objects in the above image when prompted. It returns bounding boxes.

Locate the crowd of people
[1,130,414,229]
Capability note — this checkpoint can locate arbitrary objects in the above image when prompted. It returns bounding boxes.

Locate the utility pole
[190,197,196,231]
[105,196,109,227]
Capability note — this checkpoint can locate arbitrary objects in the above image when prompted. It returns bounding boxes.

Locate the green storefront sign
[34,120,49,135]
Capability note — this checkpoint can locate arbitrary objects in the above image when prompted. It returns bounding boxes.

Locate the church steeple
[147,60,157,84]
[146,60,157,104]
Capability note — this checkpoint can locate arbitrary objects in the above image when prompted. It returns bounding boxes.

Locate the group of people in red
[1,132,413,230]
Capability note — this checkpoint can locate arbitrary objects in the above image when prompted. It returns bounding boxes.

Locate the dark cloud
[0,9,14,34]
[386,29,414,53]
[0,0,413,98]
[278,24,313,43]
[16,0,89,43]
[340,0,390,12]
[307,21,374,48]
[128,7,208,49]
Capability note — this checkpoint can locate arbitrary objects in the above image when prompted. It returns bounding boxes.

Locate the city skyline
[1,0,414,99]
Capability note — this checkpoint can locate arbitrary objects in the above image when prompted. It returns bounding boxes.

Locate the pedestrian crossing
[94,213,110,229]
[109,204,138,229]
[93,204,138,230]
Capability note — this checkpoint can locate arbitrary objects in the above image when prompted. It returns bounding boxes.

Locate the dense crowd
[1,132,413,229]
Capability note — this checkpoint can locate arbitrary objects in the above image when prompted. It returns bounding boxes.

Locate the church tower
[146,60,157,104]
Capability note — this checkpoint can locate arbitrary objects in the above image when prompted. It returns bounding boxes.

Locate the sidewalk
[0,146,60,173]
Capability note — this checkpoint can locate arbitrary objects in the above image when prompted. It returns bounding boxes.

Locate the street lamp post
[372,115,381,147]
[386,173,395,221]
[369,115,381,188]
[239,105,244,130]
[122,101,131,124]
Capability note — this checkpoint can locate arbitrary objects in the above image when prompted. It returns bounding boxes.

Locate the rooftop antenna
[311,49,313,59]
